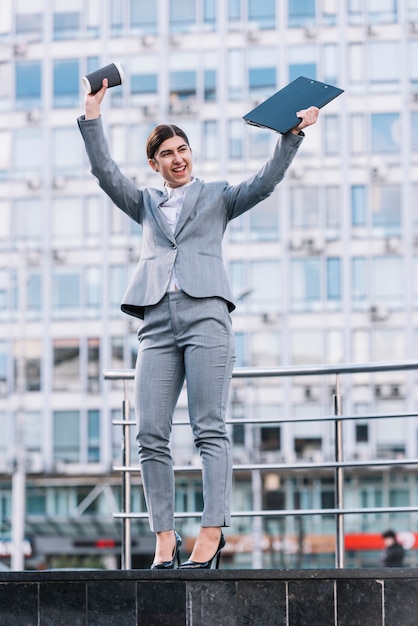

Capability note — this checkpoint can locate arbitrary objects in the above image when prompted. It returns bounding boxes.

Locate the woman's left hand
[291,106,320,133]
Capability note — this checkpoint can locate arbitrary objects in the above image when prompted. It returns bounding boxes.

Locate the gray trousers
[134,291,235,533]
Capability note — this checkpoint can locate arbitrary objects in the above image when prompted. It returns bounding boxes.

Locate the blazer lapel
[150,191,177,244]
[174,180,203,237]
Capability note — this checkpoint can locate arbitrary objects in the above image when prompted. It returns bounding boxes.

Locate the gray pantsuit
[135,291,234,531]
[77,114,303,532]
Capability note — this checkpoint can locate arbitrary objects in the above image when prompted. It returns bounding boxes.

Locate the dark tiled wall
[0,569,416,626]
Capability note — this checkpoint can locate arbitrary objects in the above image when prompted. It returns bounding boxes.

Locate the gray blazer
[78,116,303,319]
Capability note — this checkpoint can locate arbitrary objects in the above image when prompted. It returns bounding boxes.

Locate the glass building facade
[0,0,418,568]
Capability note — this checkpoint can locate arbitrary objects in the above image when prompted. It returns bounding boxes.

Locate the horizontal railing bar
[104,360,418,382]
[111,412,418,429]
[113,457,418,474]
[113,505,418,520]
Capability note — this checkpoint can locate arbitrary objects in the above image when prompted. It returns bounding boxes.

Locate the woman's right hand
[85,78,108,120]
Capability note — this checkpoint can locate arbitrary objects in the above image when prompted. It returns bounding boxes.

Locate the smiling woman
[78,75,319,570]
[147,129,192,188]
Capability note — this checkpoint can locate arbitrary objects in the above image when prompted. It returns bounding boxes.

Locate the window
[109,265,127,314]
[249,193,279,241]
[53,59,79,108]
[356,424,369,443]
[24,411,42,453]
[288,46,316,83]
[169,0,195,33]
[249,129,271,159]
[370,185,401,235]
[368,0,397,24]
[352,257,367,306]
[52,197,83,241]
[350,114,366,153]
[131,72,158,96]
[53,410,80,462]
[348,43,365,93]
[290,257,341,311]
[290,258,320,311]
[260,426,281,451]
[290,187,319,228]
[88,409,100,462]
[53,338,80,391]
[249,0,275,29]
[203,121,218,160]
[353,256,404,311]
[324,115,339,155]
[327,258,341,302]
[52,269,81,318]
[54,13,78,40]
[228,49,244,100]
[87,338,100,393]
[288,0,315,27]
[52,127,84,175]
[229,259,281,313]
[16,12,43,40]
[169,70,197,103]
[27,489,46,514]
[204,0,216,29]
[371,113,400,153]
[27,271,42,319]
[85,267,101,317]
[15,61,42,110]
[248,48,276,99]
[372,257,404,308]
[228,0,241,23]
[351,185,366,227]
[24,340,42,392]
[131,0,157,34]
[13,198,42,243]
[369,42,399,92]
[204,69,217,101]
[228,119,243,159]
[323,43,338,84]
[248,331,282,366]
[412,112,418,152]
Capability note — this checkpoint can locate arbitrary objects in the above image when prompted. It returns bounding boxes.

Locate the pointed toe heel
[178,532,225,570]
[150,530,182,570]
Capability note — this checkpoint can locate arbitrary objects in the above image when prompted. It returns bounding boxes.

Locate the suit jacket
[78,116,303,319]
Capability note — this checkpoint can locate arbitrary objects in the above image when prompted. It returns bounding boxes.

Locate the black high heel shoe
[150,530,182,570]
[178,532,225,570]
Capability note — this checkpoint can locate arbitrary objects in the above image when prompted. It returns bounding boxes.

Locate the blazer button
[171,243,177,249]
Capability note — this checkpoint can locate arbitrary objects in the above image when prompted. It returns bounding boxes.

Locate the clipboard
[243,76,344,134]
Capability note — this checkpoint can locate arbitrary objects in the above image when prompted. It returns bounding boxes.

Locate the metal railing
[104,360,418,570]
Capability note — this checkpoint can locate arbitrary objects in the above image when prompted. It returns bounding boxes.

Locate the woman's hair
[146,124,190,161]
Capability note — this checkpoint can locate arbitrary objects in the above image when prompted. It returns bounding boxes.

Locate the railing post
[121,381,132,570]
[333,373,344,568]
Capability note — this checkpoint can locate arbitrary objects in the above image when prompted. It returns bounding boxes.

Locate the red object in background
[345,532,418,551]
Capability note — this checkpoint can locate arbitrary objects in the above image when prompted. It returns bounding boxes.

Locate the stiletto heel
[178,532,225,570]
[150,530,182,570]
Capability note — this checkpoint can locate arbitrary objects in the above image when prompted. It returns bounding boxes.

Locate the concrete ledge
[0,568,417,625]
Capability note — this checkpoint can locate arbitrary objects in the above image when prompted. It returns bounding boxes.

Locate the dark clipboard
[242,76,344,134]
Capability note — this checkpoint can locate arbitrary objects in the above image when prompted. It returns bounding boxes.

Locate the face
[148,135,192,188]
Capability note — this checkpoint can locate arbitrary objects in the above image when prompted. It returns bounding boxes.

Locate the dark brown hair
[146,124,190,161]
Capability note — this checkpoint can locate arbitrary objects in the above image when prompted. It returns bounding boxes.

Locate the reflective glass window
[371,113,400,153]
[53,410,80,462]
[249,0,275,29]
[15,61,41,110]
[53,12,80,40]
[53,339,80,391]
[288,0,315,27]
[131,0,157,34]
[53,59,79,108]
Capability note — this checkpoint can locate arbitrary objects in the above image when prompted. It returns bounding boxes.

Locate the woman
[78,79,318,569]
